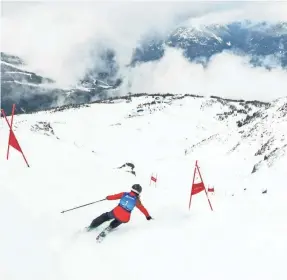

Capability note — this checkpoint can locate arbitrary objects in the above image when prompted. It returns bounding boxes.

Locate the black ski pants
[89,211,122,230]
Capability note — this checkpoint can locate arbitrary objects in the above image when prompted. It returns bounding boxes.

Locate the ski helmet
[131,184,142,194]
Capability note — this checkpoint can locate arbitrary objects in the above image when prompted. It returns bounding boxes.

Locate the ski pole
[60,198,106,214]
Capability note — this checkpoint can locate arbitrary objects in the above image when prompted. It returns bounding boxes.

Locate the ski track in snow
[0,95,286,280]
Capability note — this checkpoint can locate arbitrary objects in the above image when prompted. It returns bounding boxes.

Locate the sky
[1,0,287,101]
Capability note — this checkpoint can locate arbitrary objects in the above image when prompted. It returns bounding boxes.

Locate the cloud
[121,48,287,101]
[182,1,287,26]
[1,0,287,101]
[1,1,205,86]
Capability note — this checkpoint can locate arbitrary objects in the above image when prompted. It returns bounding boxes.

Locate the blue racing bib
[119,192,137,212]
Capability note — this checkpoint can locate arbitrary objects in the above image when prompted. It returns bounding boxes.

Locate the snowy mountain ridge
[2,19,287,114]
[133,20,287,66]
[1,52,117,115]
[4,93,286,176]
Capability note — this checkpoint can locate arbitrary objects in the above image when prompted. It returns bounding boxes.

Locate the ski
[86,226,97,232]
[96,226,113,243]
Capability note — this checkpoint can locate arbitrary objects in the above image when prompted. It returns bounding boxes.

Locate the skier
[87,184,152,232]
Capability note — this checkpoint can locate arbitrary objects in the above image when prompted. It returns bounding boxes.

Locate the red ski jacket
[106,191,150,223]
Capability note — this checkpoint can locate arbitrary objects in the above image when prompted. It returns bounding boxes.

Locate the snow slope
[0,94,286,280]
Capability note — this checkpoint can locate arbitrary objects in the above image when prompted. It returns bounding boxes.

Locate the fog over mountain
[1,1,287,114]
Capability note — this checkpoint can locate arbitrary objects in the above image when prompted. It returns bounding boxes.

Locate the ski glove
[146,216,152,220]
